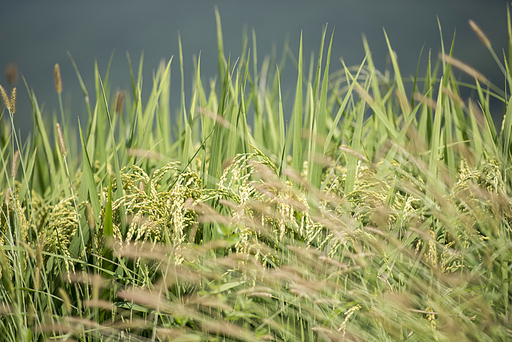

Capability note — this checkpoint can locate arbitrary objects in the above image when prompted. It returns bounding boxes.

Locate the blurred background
[0,0,510,141]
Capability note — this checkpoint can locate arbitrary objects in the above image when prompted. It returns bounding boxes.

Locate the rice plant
[0,7,512,341]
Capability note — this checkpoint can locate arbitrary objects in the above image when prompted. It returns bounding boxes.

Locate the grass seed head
[10,150,19,178]
[414,92,438,110]
[115,90,125,114]
[9,87,16,114]
[5,63,18,86]
[442,86,465,108]
[439,53,489,85]
[56,123,67,156]
[469,20,491,48]
[117,289,172,312]
[82,299,113,310]
[54,63,62,94]
[34,267,40,291]
[3,187,11,205]
[0,84,10,111]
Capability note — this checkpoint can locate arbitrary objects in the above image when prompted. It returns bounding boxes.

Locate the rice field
[0,8,512,342]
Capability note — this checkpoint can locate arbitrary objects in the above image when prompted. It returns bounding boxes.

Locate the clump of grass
[1,7,512,342]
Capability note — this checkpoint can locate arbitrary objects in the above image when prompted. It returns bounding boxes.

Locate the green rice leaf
[292,32,304,173]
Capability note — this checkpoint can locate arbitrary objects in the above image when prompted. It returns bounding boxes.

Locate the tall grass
[1,8,512,341]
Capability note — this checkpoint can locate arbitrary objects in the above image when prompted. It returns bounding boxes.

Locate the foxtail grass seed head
[10,87,16,114]
[54,63,62,94]
[36,244,44,269]
[10,150,19,178]
[115,90,125,114]
[3,188,11,205]
[469,20,491,48]
[439,53,489,85]
[56,123,67,157]
[5,63,18,86]
[34,268,41,291]
[0,84,10,111]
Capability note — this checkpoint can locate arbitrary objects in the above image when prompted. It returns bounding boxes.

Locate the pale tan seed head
[54,63,62,94]
[56,123,67,157]
[197,106,231,128]
[414,92,438,111]
[354,82,375,106]
[66,272,108,289]
[3,188,11,205]
[5,63,18,86]
[0,303,13,315]
[469,20,491,48]
[442,87,465,108]
[115,90,125,114]
[82,299,112,310]
[439,53,489,85]
[10,150,19,178]
[0,84,10,111]
[34,268,41,291]
[10,87,16,114]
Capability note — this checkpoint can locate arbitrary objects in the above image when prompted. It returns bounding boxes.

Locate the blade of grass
[77,120,101,224]
[94,61,107,171]
[207,57,232,193]
[98,75,127,236]
[344,82,368,195]
[18,147,37,202]
[383,29,408,118]
[501,95,512,169]
[310,29,333,190]
[103,177,113,273]
[428,78,444,188]
[23,83,57,193]
[362,34,382,104]
[443,94,456,182]
[215,6,225,80]
[67,52,92,120]
[292,32,304,174]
